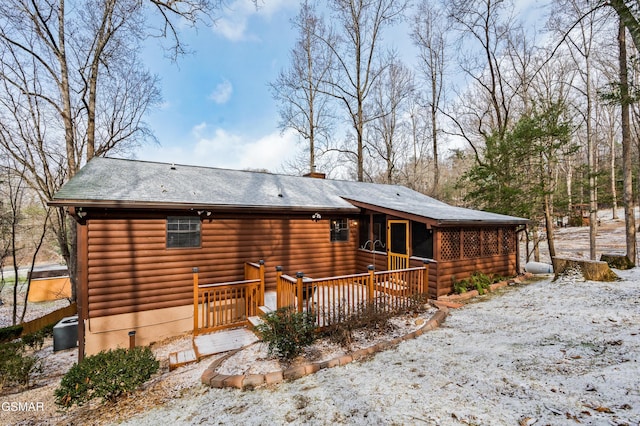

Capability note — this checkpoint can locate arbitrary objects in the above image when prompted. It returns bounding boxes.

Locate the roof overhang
[48,198,360,215]
[343,199,530,227]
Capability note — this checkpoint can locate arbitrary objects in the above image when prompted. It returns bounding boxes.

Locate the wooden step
[258,305,273,316]
[248,315,265,329]
[169,348,197,371]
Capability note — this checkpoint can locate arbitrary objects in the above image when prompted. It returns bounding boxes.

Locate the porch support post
[422,260,430,296]
[367,265,375,303]
[259,260,265,306]
[275,266,283,308]
[193,267,199,334]
[296,272,304,313]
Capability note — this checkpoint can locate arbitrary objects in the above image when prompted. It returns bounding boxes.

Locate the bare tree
[320,0,409,181]
[550,0,614,260]
[367,57,414,184]
[411,0,447,195]
[1,165,24,325]
[618,20,637,264]
[270,1,334,174]
[444,0,524,164]
[0,0,219,302]
[400,97,431,194]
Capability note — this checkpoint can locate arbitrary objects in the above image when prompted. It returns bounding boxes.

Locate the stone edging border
[201,305,450,390]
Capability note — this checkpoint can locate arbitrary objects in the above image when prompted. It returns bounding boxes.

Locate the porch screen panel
[411,222,433,259]
[373,215,386,248]
[389,222,407,255]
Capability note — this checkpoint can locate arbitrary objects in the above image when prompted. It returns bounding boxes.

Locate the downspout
[73,214,89,362]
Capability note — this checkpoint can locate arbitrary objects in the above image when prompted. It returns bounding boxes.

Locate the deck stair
[168,327,260,371]
[247,305,274,330]
[169,292,277,371]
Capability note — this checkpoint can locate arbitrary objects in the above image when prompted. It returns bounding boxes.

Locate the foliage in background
[461,101,574,219]
[255,307,317,360]
[55,346,159,408]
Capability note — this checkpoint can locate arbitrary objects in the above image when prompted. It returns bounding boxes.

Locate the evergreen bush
[0,341,41,390]
[0,324,23,343]
[21,323,55,350]
[55,346,159,408]
[255,307,317,360]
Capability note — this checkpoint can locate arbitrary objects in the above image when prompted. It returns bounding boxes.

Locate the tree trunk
[431,72,439,195]
[544,194,556,261]
[610,0,640,52]
[586,58,598,260]
[619,21,637,265]
[610,131,618,219]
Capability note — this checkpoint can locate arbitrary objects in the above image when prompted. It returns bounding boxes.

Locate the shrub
[0,324,23,343]
[453,280,468,294]
[55,346,159,408]
[322,301,396,350]
[0,341,41,390]
[255,307,317,360]
[469,272,492,295]
[453,272,496,295]
[21,323,55,350]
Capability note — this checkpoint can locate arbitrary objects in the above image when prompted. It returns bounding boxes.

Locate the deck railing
[193,261,265,335]
[276,264,428,329]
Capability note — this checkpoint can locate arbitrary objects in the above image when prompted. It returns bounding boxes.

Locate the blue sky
[138,0,304,172]
[136,0,546,174]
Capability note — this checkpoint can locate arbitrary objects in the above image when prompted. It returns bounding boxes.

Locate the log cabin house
[50,157,528,358]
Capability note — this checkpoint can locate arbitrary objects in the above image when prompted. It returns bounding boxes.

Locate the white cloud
[137,123,302,172]
[236,128,299,170]
[213,0,298,42]
[192,126,299,171]
[208,80,233,104]
[191,122,208,136]
[214,16,251,42]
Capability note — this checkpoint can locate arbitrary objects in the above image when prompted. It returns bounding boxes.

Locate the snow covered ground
[116,270,639,426]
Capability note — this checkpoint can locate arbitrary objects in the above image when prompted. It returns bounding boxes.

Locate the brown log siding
[86,215,358,318]
[356,249,388,272]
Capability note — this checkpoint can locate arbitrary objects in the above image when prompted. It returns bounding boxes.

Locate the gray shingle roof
[51,157,528,225]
